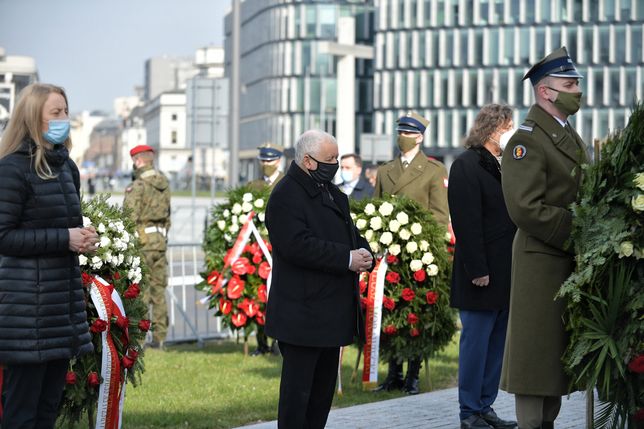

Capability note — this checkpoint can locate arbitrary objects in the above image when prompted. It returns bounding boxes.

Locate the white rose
[634,172,644,191]
[370,216,383,231]
[422,252,435,265]
[108,222,116,230]
[356,219,367,230]
[121,231,130,243]
[388,219,401,232]
[388,244,401,256]
[232,215,238,225]
[254,198,265,208]
[115,221,125,232]
[82,216,92,227]
[409,259,423,272]
[223,209,230,218]
[239,214,248,224]
[410,222,422,235]
[632,195,644,212]
[406,241,418,254]
[232,203,242,214]
[224,234,232,242]
[96,211,104,218]
[380,232,393,245]
[364,203,376,215]
[217,220,226,230]
[242,202,253,213]
[427,264,439,276]
[91,256,103,270]
[420,240,430,251]
[445,231,453,242]
[132,257,141,268]
[396,212,409,225]
[118,253,124,265]
[229,223,240,233]
[350,212,357,220]
[365,229,374,241]
[618,241,634,258]
[378,202,394,216]
[258,212,266,222]
[99,236,111,248]
[79,254,88,266]
[110,255,120,266]
[97,223,106,233]
[399,229,411,241]
[369,241,380,253]
[105,252,112,261]
[242,192,253,202]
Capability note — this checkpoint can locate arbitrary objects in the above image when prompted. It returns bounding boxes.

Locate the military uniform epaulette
[518,120,535,133]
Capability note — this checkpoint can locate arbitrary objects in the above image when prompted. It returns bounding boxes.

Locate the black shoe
[372,360,404,392]
[540,422,554,429]
[250,347,269,356]
[461,415,493,429]
[402,359,421,395]
[481,411,517,429]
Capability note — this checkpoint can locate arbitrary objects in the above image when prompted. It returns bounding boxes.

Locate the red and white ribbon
[362,257,388,389]
[90,275,127,429]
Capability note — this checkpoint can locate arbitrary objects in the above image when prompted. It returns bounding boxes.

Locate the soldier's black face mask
[306,154,338,184]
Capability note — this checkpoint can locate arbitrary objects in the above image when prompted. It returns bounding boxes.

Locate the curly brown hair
[464,104,513,148]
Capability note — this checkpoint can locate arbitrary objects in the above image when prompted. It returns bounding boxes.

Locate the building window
[171,113,177,121]
[171,130,177,144]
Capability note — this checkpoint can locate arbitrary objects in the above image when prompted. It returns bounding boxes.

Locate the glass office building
[373,0,644,162]
[224,0,374,180]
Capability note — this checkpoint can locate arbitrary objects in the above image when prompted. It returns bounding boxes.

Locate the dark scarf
[469,146,501,183]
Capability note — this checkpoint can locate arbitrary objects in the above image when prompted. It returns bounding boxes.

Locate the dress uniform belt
[144,225,167,237]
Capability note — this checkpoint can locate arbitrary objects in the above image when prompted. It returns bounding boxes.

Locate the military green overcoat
[374,151,449,228]
[500,104,587,396]
[247,171,285,192]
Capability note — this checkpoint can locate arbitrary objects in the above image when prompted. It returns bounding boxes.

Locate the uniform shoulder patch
[518,124,533,133]
[513,145,527,160]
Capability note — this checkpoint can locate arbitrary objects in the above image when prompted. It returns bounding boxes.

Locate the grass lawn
[61,336,458,429]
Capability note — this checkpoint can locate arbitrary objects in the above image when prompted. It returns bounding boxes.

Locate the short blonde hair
[464,104,513,148]
[0,83,72,179]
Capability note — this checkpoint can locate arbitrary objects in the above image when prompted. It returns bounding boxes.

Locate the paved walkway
[236,387,593,429]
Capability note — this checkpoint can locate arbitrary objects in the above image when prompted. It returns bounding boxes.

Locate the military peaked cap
[397,111,429,134]
[523,46,584,85]
[257,143,284,161]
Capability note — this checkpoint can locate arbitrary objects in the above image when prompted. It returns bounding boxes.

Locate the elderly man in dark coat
[265,129,373,429]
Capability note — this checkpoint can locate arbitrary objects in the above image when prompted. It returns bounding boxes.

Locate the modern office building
[224,0,375,181]
[144,55,198,102]
[0,47,39,132]
[373,0,644,163]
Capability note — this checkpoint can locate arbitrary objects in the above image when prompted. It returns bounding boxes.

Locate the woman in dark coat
[0,83,98,428]
[448,104,518,429]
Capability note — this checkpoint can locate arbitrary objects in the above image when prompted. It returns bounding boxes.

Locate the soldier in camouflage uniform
[124,144,172,348]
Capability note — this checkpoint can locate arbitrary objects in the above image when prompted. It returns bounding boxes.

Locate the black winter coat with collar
[0,141,93,364]
[265,161,372,347]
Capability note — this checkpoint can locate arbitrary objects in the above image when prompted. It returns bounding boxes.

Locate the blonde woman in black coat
[448,104,518,429]
[0,83,98,428]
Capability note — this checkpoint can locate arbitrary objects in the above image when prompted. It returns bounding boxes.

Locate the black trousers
[1,359,68,429]
[277,342,339,429]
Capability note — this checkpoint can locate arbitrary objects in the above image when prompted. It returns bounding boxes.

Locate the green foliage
[558,102,644,428]
[350,195,457,362]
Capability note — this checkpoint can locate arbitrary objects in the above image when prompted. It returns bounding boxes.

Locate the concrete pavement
[236,387,593,429]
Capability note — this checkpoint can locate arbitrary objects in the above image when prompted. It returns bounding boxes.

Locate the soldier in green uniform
[373,111,450,395]
[248,143,284,355]
[248,143,285,191]
[124,144,172,348]
[500,47,587,429]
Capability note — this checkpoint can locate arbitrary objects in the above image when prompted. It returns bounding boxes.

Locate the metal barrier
[164,242,231,346]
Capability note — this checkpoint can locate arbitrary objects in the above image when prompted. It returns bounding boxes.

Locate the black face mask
[307,154,339,184]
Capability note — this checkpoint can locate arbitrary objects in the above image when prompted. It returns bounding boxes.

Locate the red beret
[130,145,154,157]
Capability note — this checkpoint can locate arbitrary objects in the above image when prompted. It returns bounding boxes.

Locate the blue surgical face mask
[340,169,355,183]
[42,119,70,145]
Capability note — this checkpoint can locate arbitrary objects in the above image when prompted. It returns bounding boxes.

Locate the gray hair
[294,130,336,165]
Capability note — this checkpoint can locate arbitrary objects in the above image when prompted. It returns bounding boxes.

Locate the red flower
[426,291,438,305]
[90,319,108,333]
[122,355,135,369]
[386,271,401,284]
[138,319,151,332]
[128,348,139,360]
[124,283,140,299]
[87,371,100,387]
[407,313,419,325]
[206,270,219,285]
[81,272,93,286]
[401,288,415,301]
[113,272,121,280]
[231,257,250,275]
[246,265,256,275]
[360,297,369,309]
[114,315,129,330]
[219,298,233,315]
[66,371,77,385]
[410,327,420,337]
[231,312,248,327]
[210,282,222,296]
[258,261,271,279]
[627,354,644,373]
[252,253,263,264]
[227,276,245,299]
[413,269,426,283]
[383,297,396,311]
[385,254,399,265]
[238,298,259,317]
[383,325,397,335]
[257,284,268,303]
[255,310,265,326]
[359,280,367,294]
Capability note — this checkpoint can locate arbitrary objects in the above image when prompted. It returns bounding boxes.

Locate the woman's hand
[69,226,99,254]
[472,275,490,287]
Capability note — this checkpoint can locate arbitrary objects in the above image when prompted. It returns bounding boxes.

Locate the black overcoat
[448,147,516,311]
[265,162,371,347]
[347,177,374,201]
